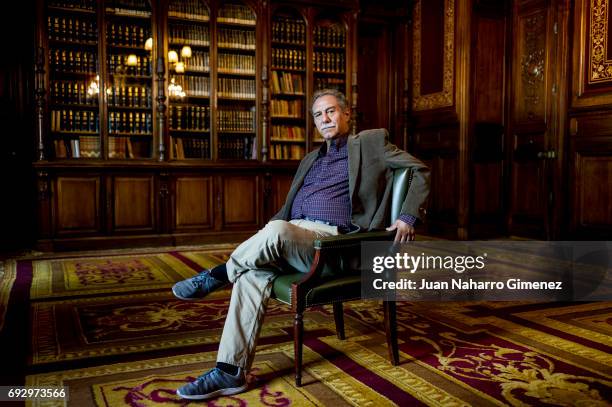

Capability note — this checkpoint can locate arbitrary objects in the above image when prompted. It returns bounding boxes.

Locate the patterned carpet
[0,246,610,406]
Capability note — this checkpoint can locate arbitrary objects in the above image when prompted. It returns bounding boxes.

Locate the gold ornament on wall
[590,0,612,83]
[412,0,455,111]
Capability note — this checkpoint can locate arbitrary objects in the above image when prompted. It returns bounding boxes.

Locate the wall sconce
[126,54,138,66]
[168,77,186,98]
[181,45,192,58]
[168,50,178,64]
[87,75,100,96]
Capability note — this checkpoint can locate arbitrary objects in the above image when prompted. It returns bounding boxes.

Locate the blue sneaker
[172,270,227,301]
[176,367,247,400]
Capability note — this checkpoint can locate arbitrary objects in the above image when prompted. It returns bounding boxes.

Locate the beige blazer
[272,128,430,231]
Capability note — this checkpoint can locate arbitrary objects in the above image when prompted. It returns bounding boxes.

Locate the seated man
[173,89,430,400]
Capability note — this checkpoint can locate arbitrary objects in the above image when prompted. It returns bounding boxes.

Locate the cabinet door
[172,175,215,231]
[54,175,102,235]
[219,174,260,229]
[110,175,156,232]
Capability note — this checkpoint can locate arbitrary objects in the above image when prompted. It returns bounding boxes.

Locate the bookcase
[34,0,358,250]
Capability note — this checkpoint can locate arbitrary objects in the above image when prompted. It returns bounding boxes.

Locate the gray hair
[311,89,348,114]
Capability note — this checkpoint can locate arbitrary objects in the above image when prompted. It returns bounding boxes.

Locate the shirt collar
[320,135,348,156]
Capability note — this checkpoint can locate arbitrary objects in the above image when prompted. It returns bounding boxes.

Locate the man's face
[312,95,350,140]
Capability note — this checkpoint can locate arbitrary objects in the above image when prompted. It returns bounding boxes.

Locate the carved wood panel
[572,0,612,107]
[173,176,214,230]
[514,7,547,124]
[55,176,101,235]
[575,154,612,227]
[412,0,455,111]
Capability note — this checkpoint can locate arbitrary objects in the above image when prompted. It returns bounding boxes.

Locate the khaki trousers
[216,219,339,369]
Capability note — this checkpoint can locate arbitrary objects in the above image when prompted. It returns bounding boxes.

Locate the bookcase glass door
[104,0,154,159]
[269,7,306,161]
[167,0,211,160]
[312,15,347,145]
[47,0,101,159]
[215,0,257,160]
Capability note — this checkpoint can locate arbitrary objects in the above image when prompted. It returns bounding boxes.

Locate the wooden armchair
[271,168,413,386]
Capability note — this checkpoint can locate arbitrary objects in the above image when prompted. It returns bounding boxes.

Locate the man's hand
[386,219,415,242]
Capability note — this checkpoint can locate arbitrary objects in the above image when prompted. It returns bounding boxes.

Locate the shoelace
[190,272,211,288]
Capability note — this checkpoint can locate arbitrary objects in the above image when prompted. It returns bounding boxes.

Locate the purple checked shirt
[290,137,416,232]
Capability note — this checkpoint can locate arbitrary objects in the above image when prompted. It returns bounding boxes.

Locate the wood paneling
[55,176,100,234]
[112,176,155,232]
[221,175,260,228]
[173,176,214,230]
[575,155,612,227]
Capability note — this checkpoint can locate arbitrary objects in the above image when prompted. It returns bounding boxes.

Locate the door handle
[537,150,557,159]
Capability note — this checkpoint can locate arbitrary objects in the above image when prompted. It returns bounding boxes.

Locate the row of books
[171,75,210,97]
[269,144,304,160]
[218,136,256,160]
[173,50,209,72]
[48,16,97,43]
[217,110,255,132]
[271,100,303,118]
[108,85,152,108]
[168,0,209,21]
[271,125,305,141]
[169,24,209,46]
[314,25,346,48]
[218,54,255,75]
[218,28,255,49]
[272,18,305,45]
[54,136,100,159]
[107,23,149,48]
[173,137,210,159]
[49,48,97,74]
[169,105,210,131]
[51,80,99,105]
[314,51,345,74]
[50,109,99,132]
[218,78,255,99]
[217,4,256,25]
[315,77,345,91]
[49,0,95,11]
[271,71,304,95]
[272,49,306,70]
[108,54,152,77]
[108,111,152,134]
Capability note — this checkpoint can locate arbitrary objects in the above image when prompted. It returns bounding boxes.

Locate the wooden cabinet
[110,175,156,232]
[54,175,101,235]
[172,175,215,231]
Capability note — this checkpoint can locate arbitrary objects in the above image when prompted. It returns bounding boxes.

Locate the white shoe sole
[176,383,248,400]
[171,285,205,301]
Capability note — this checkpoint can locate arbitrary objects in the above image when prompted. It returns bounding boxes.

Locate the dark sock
[216,362,239,376]
[209,263,229,283]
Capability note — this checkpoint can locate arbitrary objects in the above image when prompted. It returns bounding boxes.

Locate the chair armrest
[314,230,395,250]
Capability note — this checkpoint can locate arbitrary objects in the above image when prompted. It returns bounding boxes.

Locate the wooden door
[508,0,566,239]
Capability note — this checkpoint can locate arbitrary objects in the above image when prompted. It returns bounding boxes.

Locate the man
[173,89,430,400]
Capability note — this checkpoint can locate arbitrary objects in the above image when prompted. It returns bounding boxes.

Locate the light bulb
[181,45,192,58]
[168,50,178,63]
[175,61,185,73]
[126,54,138,66]
[144,37,153,51]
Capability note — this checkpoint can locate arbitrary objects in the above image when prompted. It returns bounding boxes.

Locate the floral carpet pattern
[0,247,610,406]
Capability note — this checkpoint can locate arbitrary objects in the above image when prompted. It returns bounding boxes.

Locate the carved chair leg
[294,312,304,386]
[383,300,399,365]
[332,302,345,340]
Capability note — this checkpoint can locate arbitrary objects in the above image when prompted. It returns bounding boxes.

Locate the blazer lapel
[348,135,360,199]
